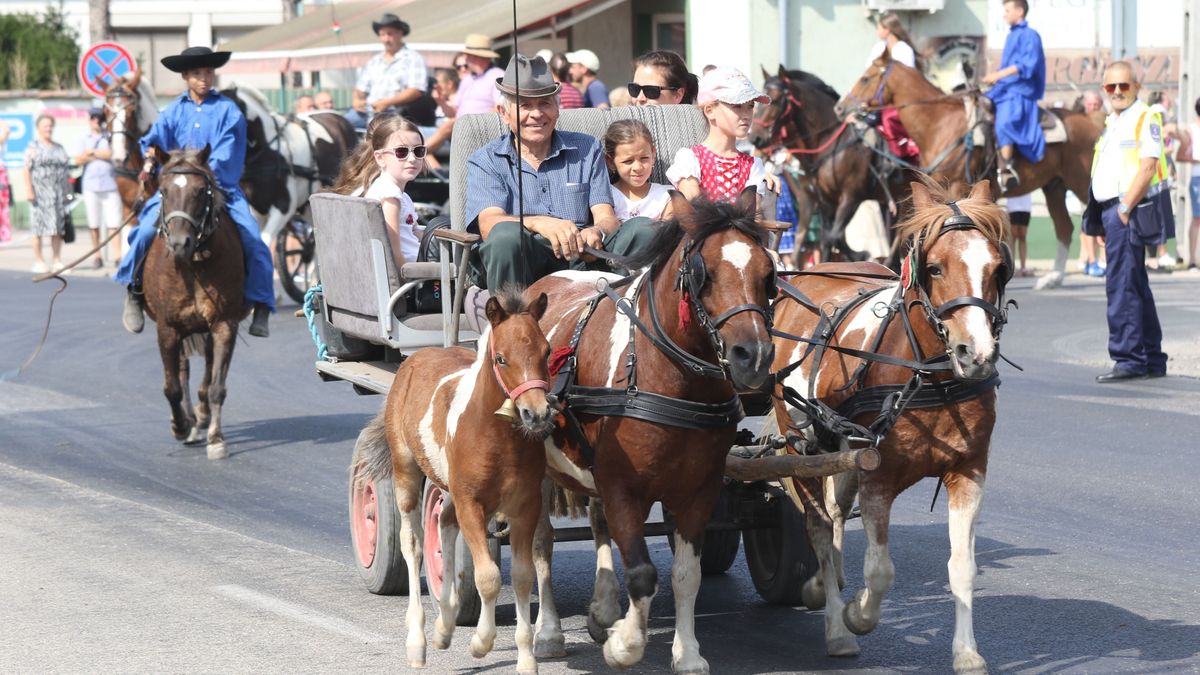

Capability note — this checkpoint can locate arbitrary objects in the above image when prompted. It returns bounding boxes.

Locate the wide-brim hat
[372,13,411,36]
[161,46,231,73]
[462,33,499,59]
[495,54,561,98]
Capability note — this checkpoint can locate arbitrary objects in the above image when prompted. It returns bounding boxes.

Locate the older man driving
[466,54,657,290]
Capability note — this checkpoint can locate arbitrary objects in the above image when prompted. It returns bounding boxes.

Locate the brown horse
[143,146,248,460]
[351,287,555,672]
[771,179,1010,674]
[838,54,1098,287]
[98,71,158,214]
[529,191,776,673]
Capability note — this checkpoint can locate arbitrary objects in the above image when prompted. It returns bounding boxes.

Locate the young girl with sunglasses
[666,67,777,205]
[604,119,674,221]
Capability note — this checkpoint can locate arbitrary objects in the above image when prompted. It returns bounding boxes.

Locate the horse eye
[495,354,507,366]
[926,265,943,278]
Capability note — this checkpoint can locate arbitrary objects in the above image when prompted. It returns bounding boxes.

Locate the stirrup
[998,168,1019,194]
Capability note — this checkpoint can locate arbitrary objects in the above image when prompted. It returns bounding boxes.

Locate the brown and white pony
[98,71,159,214]
[529,191,777,673]
[351,287,556,673]
[771,179,1010,674]
[143,146,248,460]
[838,54,1098,288]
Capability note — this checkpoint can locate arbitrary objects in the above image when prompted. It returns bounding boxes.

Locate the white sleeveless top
[610,182,672,220]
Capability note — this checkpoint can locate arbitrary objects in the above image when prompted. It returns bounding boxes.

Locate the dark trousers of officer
[1102,203,1167,375]
[471,216,657,290]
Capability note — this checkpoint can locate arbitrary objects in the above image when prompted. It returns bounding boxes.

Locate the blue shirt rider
[116,46,274,338]
[982,0,1046,193]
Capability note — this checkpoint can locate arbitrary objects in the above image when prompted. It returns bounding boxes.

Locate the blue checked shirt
[355,47,428,108]
[465,129,613,231]
[140,90,246,194]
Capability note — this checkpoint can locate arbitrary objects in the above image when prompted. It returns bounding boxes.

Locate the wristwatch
[1118,202,1130,216]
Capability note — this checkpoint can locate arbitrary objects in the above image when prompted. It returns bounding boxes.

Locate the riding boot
[123,288,145,334]
[248,303,270,338]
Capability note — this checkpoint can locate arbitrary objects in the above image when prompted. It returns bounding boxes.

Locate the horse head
[836,52,897,118]
[157,145,224,262]
[101,72,143,164]
[485,287,556,438]
[670,189,777,391]
[900,179,1012,381]
[749,66,786,149]
[752,65,842,153]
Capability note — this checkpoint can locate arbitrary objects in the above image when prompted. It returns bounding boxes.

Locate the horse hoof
[207,442,228,460]
[1034,271,1064,291]
[469,633,494,659]
[184,426,205,445]
[587,613,609,644]
[671,656,710,674]
[954,650,988,674]
[827,636,860,657]
[406,645,426,668]
[534,635,566,659]
[602,633,644,670]
[801,578,826,610]
[842,603,876,636]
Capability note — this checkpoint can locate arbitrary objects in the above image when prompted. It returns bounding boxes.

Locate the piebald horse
[529,191,777,673]
[839,53,1098,288]
[771,179,1010,674]
[97,71,159,214]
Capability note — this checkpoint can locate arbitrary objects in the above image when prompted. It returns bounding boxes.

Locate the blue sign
[0,113,34,169]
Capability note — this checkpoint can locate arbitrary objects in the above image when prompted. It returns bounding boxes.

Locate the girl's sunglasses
[627,83,680,100]
[386,145,428,160]
[1103,82,1132,94]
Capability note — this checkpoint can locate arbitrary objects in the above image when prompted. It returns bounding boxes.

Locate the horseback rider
[116,46,274,337]
[982,0,1046,193]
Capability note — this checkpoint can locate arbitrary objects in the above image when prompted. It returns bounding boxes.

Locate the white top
[665,147,767,196]
[1189,122,1200,163]
[610,182,672,220]
[1091,100,1163,201]
[1005,193,1033,212]
[361,173,421,264]
[867,40,916,69]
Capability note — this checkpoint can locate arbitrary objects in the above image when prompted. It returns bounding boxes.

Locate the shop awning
[220,0,589,74]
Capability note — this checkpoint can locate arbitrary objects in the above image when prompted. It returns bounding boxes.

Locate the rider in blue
[982,0,1046,194]
[117,46,274,337]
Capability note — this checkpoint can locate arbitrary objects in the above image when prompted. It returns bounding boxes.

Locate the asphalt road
[2,269,1199,674]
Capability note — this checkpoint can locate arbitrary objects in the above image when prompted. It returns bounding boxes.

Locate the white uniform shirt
[1091,100,1162,201]
[867,40,916,69]
[1005,193,1033,213]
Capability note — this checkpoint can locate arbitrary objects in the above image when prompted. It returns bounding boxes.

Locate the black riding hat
[372,13,411,36]
[161,47,231,73]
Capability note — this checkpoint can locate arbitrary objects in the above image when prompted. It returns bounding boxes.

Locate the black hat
[87,107,105,121]
[372,13,411,36]
[495,54,561,98]
[161,46,232,73]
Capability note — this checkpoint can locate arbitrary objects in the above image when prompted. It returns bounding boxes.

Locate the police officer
[1084,61,1169,382]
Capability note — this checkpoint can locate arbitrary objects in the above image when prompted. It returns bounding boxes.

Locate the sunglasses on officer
[1103,82,1132,94]
[385,145,428,160]
[627,83,680,100]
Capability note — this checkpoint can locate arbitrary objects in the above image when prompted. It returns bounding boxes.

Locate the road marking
[213,584,388,643]
[1058,392,1200,418]
[0,382,102,413]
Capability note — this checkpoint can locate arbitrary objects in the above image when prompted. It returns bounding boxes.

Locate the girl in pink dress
[0,122,11,243]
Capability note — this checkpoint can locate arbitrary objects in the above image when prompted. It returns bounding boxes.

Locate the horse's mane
[785,69,840,102]
[895,177,1009,251]
[132,77,159,131]
[492,284,538,317]
[616,198,766,272]
[161,148,227,214]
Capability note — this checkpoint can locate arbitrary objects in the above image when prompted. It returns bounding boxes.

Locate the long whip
[511,0,532,284]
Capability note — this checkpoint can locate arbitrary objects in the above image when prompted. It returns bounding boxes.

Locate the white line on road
[213,584,389,643]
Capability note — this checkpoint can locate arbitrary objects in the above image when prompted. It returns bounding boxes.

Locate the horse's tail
[182,333,210,359]
[351,408,392,489]
[549,485,589,519]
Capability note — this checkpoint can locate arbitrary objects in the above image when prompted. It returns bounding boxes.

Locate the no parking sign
[78,42,136,96]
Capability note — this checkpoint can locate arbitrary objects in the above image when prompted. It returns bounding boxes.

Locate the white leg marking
[533,482,565,659]
[398,504,427,665]
[543,437,596,492]
[844,502,894,635]
[603,592,653,669]
[670,536,709,674]
[949,476,988,674]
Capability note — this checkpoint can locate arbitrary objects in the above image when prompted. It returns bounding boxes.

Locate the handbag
[62,209,75,243]
[405,216,453,314]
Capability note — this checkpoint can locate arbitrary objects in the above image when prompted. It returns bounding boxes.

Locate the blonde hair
[330,114,424,195]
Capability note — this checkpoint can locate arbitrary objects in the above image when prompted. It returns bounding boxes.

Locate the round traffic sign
[78,42,136,97]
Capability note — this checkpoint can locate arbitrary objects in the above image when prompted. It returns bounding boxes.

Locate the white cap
[697,67,769,105]
[565,48,600,73]
[535,48,554,63]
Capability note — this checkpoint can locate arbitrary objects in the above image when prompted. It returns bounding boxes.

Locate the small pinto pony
[352,287,556,673]
[770,178,1011,674]
[529,191,777,673]
[143,146,249,460]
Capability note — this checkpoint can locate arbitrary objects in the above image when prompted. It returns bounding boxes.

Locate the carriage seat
[309,192,477,350]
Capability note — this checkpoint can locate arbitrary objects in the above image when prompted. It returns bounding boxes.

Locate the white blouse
[665,147,767,196]
[610,182,672,220]
[362,173,421,264]
[867,40,916,69]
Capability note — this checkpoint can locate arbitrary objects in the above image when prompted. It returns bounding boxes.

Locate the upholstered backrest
[310,192,399,339]
[447,104,708,231]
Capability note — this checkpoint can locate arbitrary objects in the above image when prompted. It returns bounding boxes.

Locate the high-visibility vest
[1091,106,1170,197]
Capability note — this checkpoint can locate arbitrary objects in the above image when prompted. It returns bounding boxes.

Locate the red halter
[490,334,549,402]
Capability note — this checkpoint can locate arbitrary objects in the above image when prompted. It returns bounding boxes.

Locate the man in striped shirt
[346,13,428,130]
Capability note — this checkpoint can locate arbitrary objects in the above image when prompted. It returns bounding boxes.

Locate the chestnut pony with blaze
[352,287,556,673]
[530,191,776,673]
[772,179,1010,674]
[98,71,159,213]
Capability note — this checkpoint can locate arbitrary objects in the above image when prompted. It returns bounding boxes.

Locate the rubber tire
[743,486,819,605]
[664,485,742,576]
[348,464,409,595]
[421,481,483,626]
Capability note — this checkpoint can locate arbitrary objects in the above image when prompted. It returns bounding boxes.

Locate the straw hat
[462,34,500,59]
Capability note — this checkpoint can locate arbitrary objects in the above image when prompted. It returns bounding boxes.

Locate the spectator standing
[294,95,315,113]
[868,12,920,70]
[314,91,335,110]
[74,108,121,268]
[566,49,609,109]
[1176,96,1200,269]
[432,67,459,123]
[1147,91,1177,272]
[347,13,428,130]
[629,50,697,106]
[549,53,585,109]
[23,114,71,274]
[1005,192,1033,277]
[0,121,11,243]
[1083,61,1169,382]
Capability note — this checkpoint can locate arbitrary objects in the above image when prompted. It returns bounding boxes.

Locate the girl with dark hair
[629,50,698,106]
[868,12,922,71]
[603,119,673,221]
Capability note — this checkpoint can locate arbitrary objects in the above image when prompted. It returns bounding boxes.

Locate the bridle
[490,330,549,403]
[158,167,217,254]
[840,60,896,115]
[757,81,850,158]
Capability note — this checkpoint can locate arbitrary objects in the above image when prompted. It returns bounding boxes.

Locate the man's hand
[580,225,606,251]
[1118,206,1131,225]
[371,99,390,113]
[531,217,582,260]
[981,72,999,86]
[763,173,780,194]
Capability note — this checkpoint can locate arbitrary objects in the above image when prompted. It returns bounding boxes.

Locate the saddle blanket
[966,99,1067,147]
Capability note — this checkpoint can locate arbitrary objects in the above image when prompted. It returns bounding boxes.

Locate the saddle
[965,97,1067,147]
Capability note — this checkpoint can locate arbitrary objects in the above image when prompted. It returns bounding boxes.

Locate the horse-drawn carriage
[308,102,1009,674]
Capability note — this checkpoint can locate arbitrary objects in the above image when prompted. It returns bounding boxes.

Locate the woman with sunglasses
[628,50,697,106]
[425,35,505,163]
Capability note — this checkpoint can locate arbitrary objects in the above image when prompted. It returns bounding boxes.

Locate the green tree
[0,3,80,90]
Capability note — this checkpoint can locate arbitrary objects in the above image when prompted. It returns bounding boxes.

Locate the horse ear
[198,143,212,163]
[761,66,772,83]
[127,69,141,90]
[737,186,757,215]
[776,64,791,84]
[968,180,994,203]
[910,181,933,209]
[668,190,696,229]
[150,144,166,163]
[484,296,507,327]
[528,292,548,322]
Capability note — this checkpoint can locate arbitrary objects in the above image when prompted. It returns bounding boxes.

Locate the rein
[158,167,218,258]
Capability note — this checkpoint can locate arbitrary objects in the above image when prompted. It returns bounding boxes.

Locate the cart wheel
[422,481,483,626]
[743,486,818,605]
[349,462,409,595]
[276,219,318,305]
[664,485,742,576]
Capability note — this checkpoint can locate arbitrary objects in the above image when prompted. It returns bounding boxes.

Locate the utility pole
[88,0,111,44]
[1180,4,1199,264]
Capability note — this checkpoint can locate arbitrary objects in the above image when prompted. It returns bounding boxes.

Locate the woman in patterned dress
[22,114,71,273]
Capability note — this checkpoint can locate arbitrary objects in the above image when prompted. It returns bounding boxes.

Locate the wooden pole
[724,446,880,482]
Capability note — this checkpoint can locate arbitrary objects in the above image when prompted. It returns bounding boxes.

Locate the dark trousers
[1102,204,1167,374]
[471,216,658,290]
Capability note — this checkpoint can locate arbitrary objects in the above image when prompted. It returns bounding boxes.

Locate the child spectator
[603,119,673,221]
[1005,192,1034,277]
